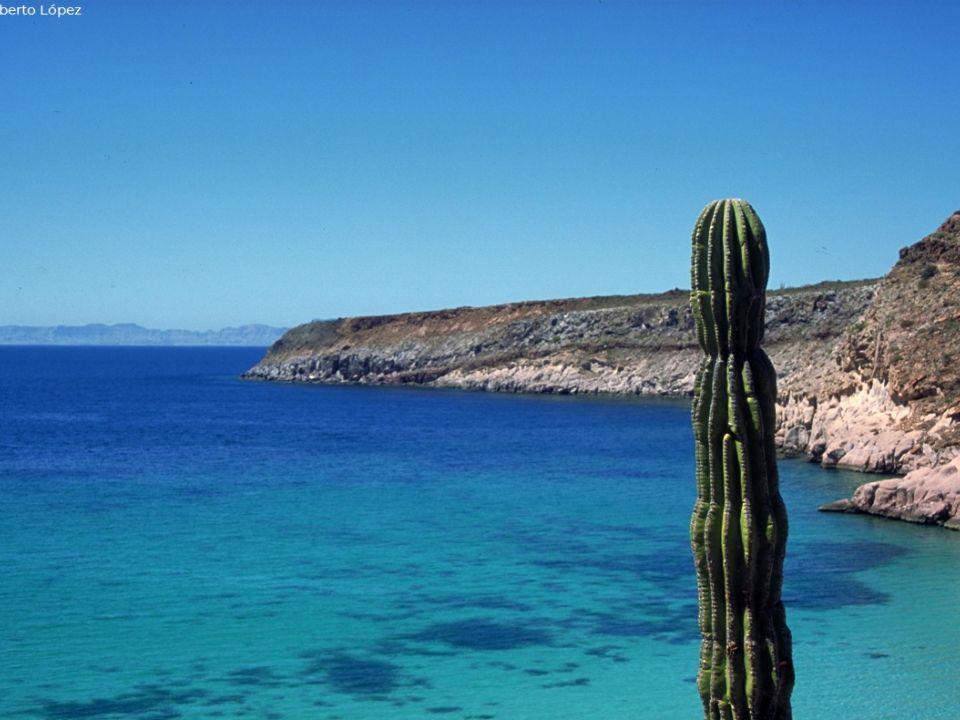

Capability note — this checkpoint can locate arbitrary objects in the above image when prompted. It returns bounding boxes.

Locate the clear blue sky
[2,0,958,330]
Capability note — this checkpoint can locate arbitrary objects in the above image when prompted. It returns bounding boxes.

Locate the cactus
[690,199,794,720]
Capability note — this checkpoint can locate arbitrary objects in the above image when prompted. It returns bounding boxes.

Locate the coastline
[245,213,960,530]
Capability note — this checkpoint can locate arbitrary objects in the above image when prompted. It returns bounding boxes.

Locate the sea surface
[1,347,958,720]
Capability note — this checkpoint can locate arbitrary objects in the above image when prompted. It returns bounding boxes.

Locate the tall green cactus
[690,199,794,720]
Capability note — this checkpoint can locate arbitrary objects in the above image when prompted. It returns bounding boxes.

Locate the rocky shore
[246,211,960,529]
[820,456,960,530]
[244,283,873,401]
[794,211,960,529]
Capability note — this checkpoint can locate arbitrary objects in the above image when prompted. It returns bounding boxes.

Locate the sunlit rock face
[779,211,960,481]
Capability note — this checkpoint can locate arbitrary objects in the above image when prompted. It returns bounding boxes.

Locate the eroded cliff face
[777,211,960,477]
[247,292,701,395]
[245,281,875,419]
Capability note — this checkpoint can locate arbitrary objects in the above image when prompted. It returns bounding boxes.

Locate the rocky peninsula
[245,211,960,529]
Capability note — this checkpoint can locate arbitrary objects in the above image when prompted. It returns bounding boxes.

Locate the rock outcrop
[245,211,960,528]
[820,455,960,530]
[777,211,960,477]
[798,210,960,528]
[244,283,874,398]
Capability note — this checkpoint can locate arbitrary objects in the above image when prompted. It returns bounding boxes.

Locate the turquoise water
[1,347,958,719]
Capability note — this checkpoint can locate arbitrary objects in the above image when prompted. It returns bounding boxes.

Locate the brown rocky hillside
[245,283,874,397]
[809,212,960,529]
[776,211,960,476]
[841,212,960,412]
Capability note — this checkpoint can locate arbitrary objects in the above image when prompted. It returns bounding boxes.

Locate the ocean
[1,346,958,720]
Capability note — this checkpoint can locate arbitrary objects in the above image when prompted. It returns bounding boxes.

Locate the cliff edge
[796,210,960,529]
[244,282,873,399]
[777,211,960,478]
[245,211,960,528]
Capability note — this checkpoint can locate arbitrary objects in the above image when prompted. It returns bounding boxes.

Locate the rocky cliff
[787,210,960,529]
[244,282,874,398]
[776,212,960,478]
[245,211,960,527]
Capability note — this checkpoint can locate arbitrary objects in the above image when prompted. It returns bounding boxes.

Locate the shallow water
[1,347,958,719]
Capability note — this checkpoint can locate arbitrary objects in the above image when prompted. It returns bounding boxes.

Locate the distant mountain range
[0,323,288,346]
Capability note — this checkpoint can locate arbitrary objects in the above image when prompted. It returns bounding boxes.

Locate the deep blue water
[1,346,958,719]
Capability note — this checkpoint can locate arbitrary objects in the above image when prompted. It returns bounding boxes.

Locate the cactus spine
[690,199,794,720]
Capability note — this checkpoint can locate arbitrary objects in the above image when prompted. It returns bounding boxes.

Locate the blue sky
[2,0,958,330]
